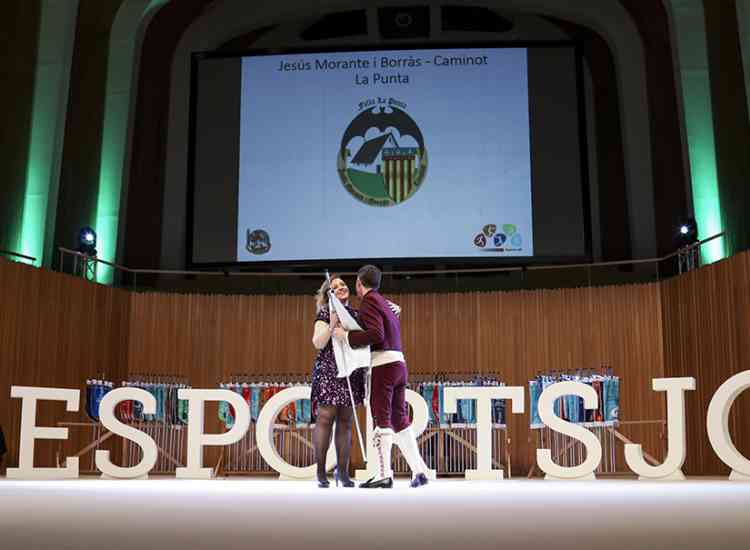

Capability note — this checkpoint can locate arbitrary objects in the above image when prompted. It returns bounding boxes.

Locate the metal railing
[0,249,37,263]
[55,232,725,293]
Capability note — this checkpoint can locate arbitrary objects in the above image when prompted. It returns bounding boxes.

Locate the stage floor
[1,477,748,550]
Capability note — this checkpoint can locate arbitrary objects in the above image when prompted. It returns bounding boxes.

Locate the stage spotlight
[676,218,698,249]
[77,226,97,256]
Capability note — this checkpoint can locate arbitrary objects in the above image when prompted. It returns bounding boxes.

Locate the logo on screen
[337,100,428,207]
[474,223,522,252]
[246,229,271,255]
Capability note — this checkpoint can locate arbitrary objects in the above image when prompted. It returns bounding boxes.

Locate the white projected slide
[237,48,532,262]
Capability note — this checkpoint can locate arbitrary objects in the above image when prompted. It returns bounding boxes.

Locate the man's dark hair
[357,264,381,290]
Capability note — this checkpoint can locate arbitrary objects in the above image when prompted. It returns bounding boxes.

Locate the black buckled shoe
[410,473,429,488]
[359,476,394,489]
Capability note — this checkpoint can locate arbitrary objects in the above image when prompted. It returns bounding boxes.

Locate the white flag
[329,291,370,378]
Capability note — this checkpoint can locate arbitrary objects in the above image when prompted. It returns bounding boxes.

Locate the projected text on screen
[237,48,533,262]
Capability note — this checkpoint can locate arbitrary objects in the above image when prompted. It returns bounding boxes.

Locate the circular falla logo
[246,229,271,255]
[337,104,428,206]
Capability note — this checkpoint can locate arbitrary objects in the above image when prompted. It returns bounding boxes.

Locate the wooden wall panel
[126,283,666,473]
[662,251,750,474]
[127,293,319,383]
[0,258,130,472]
[5,252,750,475]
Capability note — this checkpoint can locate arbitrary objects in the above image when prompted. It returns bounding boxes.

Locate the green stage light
[94,0,172,284]
[669,0,726,264]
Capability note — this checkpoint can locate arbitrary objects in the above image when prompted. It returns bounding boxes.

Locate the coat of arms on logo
[337,99,428,207]
[246,229,271,255]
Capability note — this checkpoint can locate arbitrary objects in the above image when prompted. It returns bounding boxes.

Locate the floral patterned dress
[310,305,366,413]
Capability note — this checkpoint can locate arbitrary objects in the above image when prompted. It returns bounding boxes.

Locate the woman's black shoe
[317,477,330,488]
[359,476,394,489]
[334,466,355,488]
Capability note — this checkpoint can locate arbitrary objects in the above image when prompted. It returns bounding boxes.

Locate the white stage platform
[1,477,748,550]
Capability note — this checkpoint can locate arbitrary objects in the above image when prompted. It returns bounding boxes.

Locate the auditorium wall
[1,252,749,475]
[0,257,130,473]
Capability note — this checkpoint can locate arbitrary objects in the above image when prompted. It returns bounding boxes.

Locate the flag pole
[346,371,367,459]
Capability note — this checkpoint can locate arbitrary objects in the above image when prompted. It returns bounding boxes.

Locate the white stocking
[372,427,394,480]
[395,426,427,477]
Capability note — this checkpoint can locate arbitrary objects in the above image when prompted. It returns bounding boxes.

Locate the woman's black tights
[314,405,355,482]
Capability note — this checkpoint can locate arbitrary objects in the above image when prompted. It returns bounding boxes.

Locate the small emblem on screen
[246,229,271,255]
[473,223,522,252]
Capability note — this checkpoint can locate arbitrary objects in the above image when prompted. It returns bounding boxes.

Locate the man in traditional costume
[333,265,428,488]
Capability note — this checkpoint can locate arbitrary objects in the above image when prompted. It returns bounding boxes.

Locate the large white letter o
[707,370,750,481]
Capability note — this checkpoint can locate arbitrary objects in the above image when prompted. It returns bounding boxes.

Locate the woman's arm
[312,320,333,350]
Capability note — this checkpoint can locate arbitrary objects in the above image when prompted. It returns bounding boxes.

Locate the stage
[1,477,748,550]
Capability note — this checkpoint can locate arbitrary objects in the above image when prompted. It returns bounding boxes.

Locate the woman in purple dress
[311,275,365,488]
